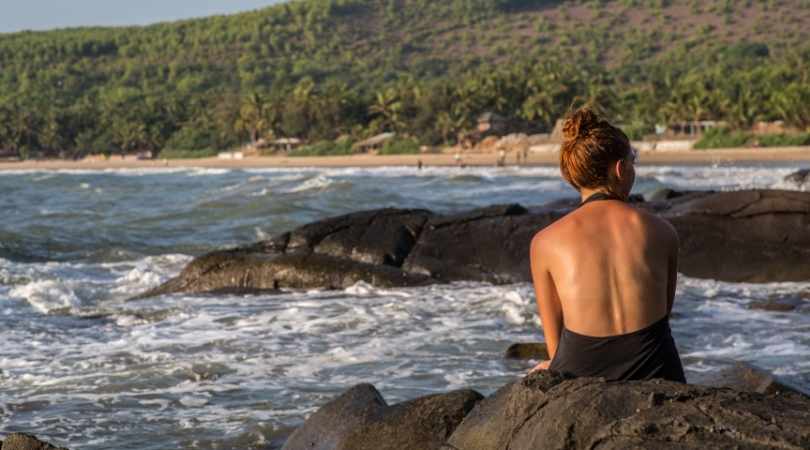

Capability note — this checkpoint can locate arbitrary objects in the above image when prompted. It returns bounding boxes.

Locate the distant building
[269,138,304,153]
[459,112,543,149]
[218,151,244,160]
[353,132,396,153]
[0,148,19,161]
[477,112,508,134]
[665,121,721,137]
[751,121,788,135]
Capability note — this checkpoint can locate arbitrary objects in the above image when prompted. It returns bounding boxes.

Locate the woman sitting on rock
[529,108,685,382]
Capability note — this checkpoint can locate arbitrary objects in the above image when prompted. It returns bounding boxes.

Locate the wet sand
[1,147,809,170]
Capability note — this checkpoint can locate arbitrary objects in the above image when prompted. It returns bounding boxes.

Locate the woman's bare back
[535,199,678,337]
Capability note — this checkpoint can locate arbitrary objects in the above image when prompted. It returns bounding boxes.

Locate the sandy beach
[1,147,809,171]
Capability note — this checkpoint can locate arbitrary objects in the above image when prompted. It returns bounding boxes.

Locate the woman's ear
[614,159,624,181]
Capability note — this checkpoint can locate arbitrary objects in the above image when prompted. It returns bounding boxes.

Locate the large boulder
[664,190,810,282]
[446,371,810,450]
[281,384,482,450]
[402,204,560,284]
[136,190,810,298]
[699,361,810,397]
[1,433,68,450]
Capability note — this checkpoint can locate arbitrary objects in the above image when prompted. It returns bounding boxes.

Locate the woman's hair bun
[562,108,600,141]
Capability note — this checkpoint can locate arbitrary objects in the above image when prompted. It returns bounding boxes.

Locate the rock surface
[504,342,549,360]
[281,384,482,450]
[446,371,810,450]
[286,372,810,450]
[0,433,68,450]
[699,361,810,398]
[137,189,810,298]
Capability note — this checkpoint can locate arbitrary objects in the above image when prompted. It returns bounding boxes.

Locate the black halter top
[580,192,623,207]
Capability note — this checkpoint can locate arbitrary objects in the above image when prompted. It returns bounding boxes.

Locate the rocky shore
[0,433,68,450]
[281,367,810,450]
[137,188,810,299]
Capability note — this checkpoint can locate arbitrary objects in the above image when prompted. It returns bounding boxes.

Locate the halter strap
[580,192,624,207]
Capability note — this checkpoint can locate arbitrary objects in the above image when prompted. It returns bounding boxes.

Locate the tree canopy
[0,0,809,158]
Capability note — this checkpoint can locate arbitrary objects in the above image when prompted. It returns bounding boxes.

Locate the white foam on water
[636,165,801,191]
[284,174,336,193]
[8,279,82,314]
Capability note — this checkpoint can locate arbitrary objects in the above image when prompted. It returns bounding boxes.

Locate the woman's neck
[580,187,613,203]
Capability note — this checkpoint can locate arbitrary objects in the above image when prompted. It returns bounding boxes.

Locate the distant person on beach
[529,108,685,383]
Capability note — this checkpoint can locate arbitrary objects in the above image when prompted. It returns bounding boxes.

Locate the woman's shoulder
[634,206,679,244]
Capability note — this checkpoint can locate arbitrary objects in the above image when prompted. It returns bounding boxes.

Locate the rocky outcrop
[0,433,68,450]
[286,372,810,450]
[281,384,482,450]
[137,190,810,298]
[664,190,810,282]
[447,371,810,450]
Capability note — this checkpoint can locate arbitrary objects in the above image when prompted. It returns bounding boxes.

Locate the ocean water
[0,163,808,449]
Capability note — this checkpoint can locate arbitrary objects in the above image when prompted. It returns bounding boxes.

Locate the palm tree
[369,88,404,132]
[235,92,271,143]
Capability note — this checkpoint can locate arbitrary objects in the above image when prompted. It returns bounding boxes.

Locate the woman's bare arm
[530,233,563,369]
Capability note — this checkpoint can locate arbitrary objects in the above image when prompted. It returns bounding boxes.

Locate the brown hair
[559,108,631,194]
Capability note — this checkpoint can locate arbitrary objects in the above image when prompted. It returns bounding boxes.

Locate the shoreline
[1,146,809,171]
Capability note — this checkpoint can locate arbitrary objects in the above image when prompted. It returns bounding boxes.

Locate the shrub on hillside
[289,138,354,157]
[756,133,810,147]
[694,128,751,149]
[378,137,420,155]
[159,148,219,159]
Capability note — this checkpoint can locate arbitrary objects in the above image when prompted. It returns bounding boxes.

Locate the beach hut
[666,121,721,137]
[352,132,396,153]
[269,138,304,153]
[0,148,19,161]
[477,112,508,134]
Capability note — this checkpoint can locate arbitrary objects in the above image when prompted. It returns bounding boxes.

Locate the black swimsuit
[547,192,686,383]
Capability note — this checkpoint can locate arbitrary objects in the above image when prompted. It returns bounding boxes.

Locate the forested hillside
[1,0,809,158]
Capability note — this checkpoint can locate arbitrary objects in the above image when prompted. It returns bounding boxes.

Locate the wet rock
[136,189,810,298]
[784,168,810,188]
[447,371,810,450]
[281,384,482,450]
[402,209,562,284]
[749,301,797,312]
[136,251,430,299]
[665,190,810,282]
[1,433,68,450]
[701,361,810,398]
[288,208,431,266]
[504,342,549,360]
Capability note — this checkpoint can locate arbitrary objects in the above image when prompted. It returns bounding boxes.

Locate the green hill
[1,0,809,158]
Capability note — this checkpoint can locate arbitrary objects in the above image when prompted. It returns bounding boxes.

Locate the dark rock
[137,251,431,299]
[402,210,563,284]
[1,433,68,450]
[785,168,810,188]
[643,187,691,202]
[282,384,482,450]
[701,361,810,398]
[312,209,431,267]
[447,371,810,450]
[287,209,431,263]
[504,342,549,360]
[136,189,810,298]
[665,190,810,282]
[749,301,797,312]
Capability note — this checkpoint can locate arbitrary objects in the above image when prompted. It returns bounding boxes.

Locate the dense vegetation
[1,0,809,158]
